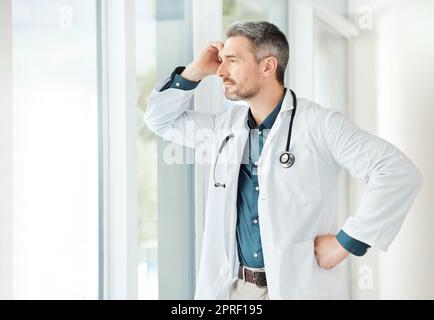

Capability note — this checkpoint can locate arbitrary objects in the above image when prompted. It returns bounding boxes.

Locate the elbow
[414,167,424,192]
[143,107,154,132]
[407,163,424,194]
[144,93,174,135]
[143,102,163,134]
[143,94,152,128]
[143,105,172,137]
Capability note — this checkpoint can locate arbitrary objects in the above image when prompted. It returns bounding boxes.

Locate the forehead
[220,36,254,59]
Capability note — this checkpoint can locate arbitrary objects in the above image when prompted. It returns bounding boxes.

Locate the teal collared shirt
[160,67,371,264]
[236,89,287,268]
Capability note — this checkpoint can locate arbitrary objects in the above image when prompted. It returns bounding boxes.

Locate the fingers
[208,41,224,51]
[207,41,224,60]
[317,258,335,270]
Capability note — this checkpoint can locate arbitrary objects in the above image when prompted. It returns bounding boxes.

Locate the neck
[246,82,285,126]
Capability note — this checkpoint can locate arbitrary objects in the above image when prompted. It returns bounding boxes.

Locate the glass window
[223,0,287,30]
[223,0,288,44]
[314,19,348,114]
[12,0,99,299]
[136,0,194,299]
[135,0,158,300]
[314,0,348,114]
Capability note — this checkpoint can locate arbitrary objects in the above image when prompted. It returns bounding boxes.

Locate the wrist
[336,230,371,257]
[335,236,350,258]
[181,64,205,82]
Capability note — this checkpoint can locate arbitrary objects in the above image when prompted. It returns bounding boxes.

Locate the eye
[229,58,236,63]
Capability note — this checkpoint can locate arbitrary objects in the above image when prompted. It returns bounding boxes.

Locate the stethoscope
[214,89,297,188]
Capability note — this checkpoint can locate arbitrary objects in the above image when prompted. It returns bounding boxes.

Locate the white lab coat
[145,76,423,300]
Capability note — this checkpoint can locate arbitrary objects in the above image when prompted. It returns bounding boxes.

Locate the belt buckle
[252,271,260,286]
[242,266,247,284]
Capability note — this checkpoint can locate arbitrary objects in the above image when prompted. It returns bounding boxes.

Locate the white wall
[348,0,434,299]
[0,0,13,300]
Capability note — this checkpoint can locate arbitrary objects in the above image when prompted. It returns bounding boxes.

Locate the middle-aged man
[144,21,423,299]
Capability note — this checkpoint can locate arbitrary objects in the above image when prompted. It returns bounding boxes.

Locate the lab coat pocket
[292,239,345,299]
[273,151,322,205]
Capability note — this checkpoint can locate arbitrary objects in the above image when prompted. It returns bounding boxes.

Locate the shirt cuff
[159,66,201,92]
[336,229,371,257]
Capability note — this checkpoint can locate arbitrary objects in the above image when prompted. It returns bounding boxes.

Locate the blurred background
[0,0,432,299]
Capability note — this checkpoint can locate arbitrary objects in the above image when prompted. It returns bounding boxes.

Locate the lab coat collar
[280,87,295,112]
[246,88,287,129]
[231,87,295,131]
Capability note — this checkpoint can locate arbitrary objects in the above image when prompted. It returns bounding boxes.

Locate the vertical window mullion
[103,0,138,299]
[0,0,13,299]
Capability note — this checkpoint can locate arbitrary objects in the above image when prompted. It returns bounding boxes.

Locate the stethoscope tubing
[213,89,297,187]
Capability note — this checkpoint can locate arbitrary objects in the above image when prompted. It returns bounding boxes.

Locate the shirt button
[258,131,262,136]
[254,161,259,166]
[175,82,180,87]
[253,253,258,258]
[255,186,260,191]
[253,219,258,224]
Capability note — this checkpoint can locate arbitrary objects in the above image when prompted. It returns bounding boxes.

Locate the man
[145,21,423,299]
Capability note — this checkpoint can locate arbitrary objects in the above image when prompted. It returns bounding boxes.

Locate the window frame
[0,0,13,299]
[99,0,198,300]
[2,0,196,300]
[98,0,138,300]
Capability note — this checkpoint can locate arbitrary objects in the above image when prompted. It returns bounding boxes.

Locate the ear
[261,56,278,78]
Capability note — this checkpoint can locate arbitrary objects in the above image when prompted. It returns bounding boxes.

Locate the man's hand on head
[314,235,349,270]
[181,41,224,82]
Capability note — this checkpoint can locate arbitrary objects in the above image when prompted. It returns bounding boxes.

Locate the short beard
[225,84,260,101]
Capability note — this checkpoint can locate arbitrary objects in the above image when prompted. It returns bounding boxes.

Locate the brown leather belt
[238,266,267,287]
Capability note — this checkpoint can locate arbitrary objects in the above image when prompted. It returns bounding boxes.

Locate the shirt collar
[247,88,287,130]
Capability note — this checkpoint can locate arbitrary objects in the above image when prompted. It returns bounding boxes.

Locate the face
[216,36,262,101]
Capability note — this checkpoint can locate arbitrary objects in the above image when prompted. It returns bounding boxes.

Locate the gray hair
[226,21,289,85]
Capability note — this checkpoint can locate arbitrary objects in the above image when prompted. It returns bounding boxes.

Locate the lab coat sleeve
[321,109,423,251]
[144,76,217,149]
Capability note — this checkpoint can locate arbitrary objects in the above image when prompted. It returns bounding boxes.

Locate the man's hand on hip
[314,235,349,270]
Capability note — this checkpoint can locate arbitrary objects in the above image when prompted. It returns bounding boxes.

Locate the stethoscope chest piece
[279,151,295,168]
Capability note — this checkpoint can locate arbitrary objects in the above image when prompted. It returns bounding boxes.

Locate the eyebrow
[219,54,239,60]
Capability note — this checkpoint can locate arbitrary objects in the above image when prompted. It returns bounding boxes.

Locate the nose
[216,61,228,78]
